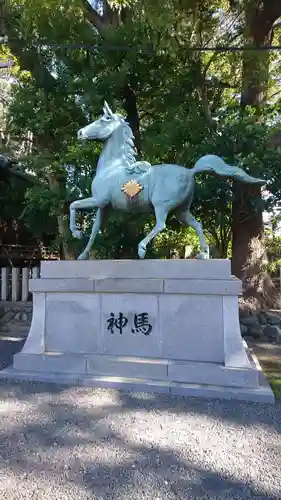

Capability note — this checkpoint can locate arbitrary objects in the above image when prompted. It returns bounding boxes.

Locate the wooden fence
[0,266,40,302]
[1,265,281,303]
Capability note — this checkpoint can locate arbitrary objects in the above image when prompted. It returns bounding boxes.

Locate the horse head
[77,101,125,141]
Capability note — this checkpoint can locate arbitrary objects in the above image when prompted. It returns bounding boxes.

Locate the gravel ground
[0,379,281,500]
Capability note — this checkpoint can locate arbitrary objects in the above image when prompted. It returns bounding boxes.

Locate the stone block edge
[0,368,274,403]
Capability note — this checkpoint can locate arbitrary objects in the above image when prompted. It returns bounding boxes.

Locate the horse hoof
[72,230,83,240]
[138,246,146,259]
[77,252,89,260]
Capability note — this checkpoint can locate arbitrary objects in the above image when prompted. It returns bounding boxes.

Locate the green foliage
[0,171,28,221]
[268,377,281,400]
[151,223,200,259]
[20,184,58,237]
[263,234,281,276]
[2,0,281,260]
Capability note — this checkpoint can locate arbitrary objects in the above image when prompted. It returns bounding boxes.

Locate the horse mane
[108,113,150,173]
[119,118,137,167]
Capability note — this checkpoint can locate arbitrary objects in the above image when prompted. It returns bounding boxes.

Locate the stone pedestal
[2,259,274,402]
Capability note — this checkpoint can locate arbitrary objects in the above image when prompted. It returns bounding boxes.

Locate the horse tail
[191,154,265,185]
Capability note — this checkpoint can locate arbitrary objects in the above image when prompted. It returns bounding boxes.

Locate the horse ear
[103,101,113,116]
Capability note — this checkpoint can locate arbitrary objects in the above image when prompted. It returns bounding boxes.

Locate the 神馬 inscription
[106,312,152,336]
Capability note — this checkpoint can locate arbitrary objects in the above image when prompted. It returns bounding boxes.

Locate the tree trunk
[122,84,141,153]
[232,183,264,278]
[56,214,75,260]
[83,2,142,153]
[46,173,75,260]
[231,1,279,280]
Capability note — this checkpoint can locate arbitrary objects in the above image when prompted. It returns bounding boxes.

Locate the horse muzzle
[77,129,87,140]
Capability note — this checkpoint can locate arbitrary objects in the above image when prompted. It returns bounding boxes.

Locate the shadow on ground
[0,337,281,499]
[0,377,281,500]
[0,337,25,370]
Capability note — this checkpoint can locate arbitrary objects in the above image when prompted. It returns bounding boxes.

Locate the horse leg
[178,210,209,259]
[138,205,168,259]
[77,208,104,260]
[69,197,98,239]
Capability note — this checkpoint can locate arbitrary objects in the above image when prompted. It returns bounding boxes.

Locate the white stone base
[13,353,259,388]
[2,259,274,403]
[0,350,274,403]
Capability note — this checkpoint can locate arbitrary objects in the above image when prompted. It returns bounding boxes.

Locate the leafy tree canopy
[1,0,281,264]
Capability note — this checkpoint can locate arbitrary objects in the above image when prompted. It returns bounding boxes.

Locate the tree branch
[0,2,57,92]
[200,88,218,131]
[122,84,141,153]
[205,77,238,89]
[267,88,281,101]
[263,0,281,26]
[8,41,58,93]
[202,32,242,79]
[249,1,281,44]
[81,0,106,33]
[273,20,281,30]
[81,0,122,32]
